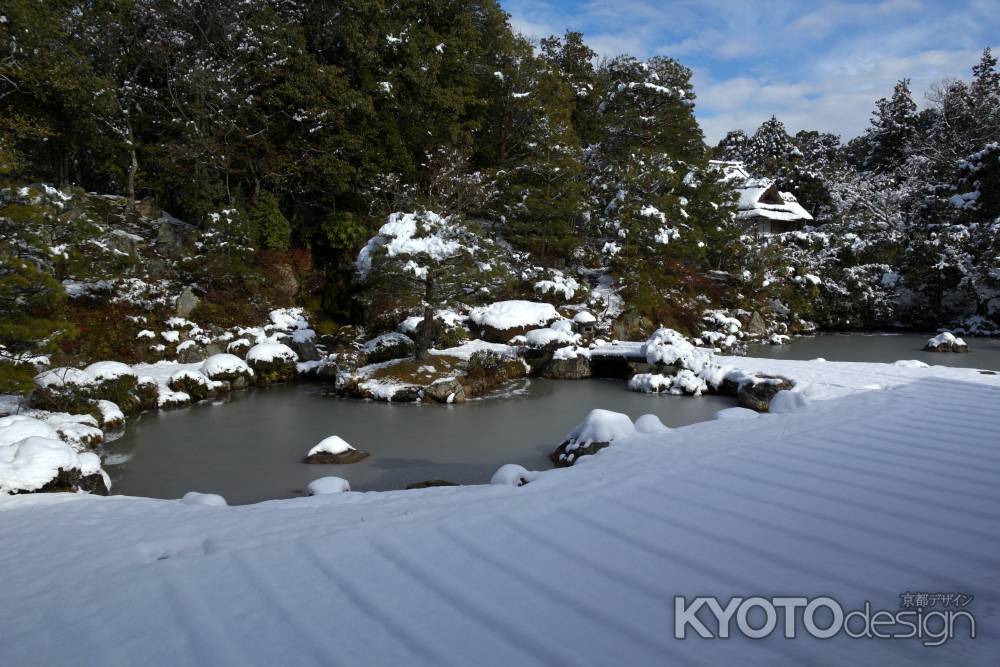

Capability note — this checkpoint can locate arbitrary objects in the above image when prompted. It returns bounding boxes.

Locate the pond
[746,332,1000,371]
[106,379,734,505]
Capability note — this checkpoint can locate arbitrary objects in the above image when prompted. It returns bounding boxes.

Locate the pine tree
[864,79,918,173]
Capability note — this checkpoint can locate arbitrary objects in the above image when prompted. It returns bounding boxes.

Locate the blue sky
[502,0,1000,143]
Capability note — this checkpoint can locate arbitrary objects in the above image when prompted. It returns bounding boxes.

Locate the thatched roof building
[710,160,813,233]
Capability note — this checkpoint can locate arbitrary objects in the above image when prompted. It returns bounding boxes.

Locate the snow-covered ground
[1,357,999,665]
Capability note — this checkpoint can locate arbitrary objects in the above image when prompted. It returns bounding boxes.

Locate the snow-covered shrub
[245,342,298,383]
[168,369,214,401]
[0,421,110,495]
[200,354,254,388]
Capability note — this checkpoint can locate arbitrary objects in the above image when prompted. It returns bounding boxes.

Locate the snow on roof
[713,161,814,223]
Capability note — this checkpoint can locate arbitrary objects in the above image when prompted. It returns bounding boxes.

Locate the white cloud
[503,0,999,142]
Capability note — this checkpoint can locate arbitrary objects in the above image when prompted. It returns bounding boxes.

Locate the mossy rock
[247,358,296,385]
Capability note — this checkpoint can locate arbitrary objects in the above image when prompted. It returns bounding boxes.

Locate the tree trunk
[126,144,137,213]
[415,275,435,361]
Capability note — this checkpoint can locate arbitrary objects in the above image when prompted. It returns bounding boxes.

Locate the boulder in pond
[736,374,795,412]
[423,378,466,403]
[549,409,636,467]
[924,332,968,352]
[303,435,370,464]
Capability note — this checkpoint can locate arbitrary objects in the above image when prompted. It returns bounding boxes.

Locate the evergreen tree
[863,79,918,173]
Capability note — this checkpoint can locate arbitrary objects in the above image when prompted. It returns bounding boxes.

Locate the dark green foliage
[248,192,291,251]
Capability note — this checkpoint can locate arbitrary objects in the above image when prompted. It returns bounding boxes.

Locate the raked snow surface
[2,357,1000,665]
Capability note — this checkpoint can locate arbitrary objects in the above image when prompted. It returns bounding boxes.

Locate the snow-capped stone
[306,477,351,495]
[924,332,968,352]
[572,311,596,324]
[362,332,415,364]
[551,409,636,467]
[304,436,369,464]
[180,491,228,507]
[634,414,669,434]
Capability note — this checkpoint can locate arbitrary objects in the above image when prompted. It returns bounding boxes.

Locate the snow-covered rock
[551,409,636,467]
[362,332,415,364]
[304,436,369,464]
[924,332,968,352]
[306,477,351,495]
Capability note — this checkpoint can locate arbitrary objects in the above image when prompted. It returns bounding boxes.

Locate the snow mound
[83,361,137,382]
[469,300,559,330]
[246,342,298,364]
[0,436,103,495]
[634,414,670,434]
[572,311,596,324]
[894,359,930,368]
[95,400,125,427]
[269,308,310,331]
[0,415,61,447]
[564,409,636,449]
[307,436,355,457]
[34,367,95,389]
[510,327,580,348]
[490,464,538,487]
[200,354,253,378]
[768,390,811,414]
[641,328,715,376]
[180,491,228,507]
[307,477,351,495]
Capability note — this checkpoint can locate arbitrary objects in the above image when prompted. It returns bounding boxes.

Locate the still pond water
[108,379,733,504]
[108,332,998,504]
